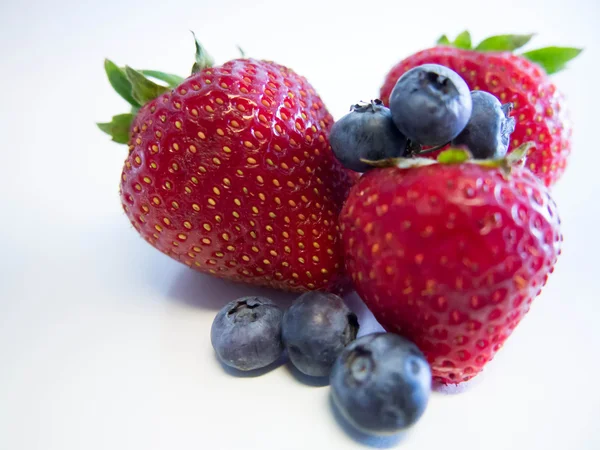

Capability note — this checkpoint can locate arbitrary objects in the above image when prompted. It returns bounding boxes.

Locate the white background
[1,0,599,449]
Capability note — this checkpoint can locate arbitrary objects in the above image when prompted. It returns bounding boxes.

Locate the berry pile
[99,32,578,440]
[211,292,431,435]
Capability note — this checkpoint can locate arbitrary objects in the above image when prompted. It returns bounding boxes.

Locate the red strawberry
[380,32,581,187]
[99,37,356,293]
[340,149,562,383]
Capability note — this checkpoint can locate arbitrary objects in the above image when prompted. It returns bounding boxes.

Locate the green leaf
[97,113,134,144]
[453,31,472,49]
[104,59,141,108]
[236,45,246,58]
[521,46,583,74]
[191,31,215,73]
[437,35,451,45]
[124,66,169,104]
[139,70,184,87]
[437,148,472,164]
[506,142,532,165]
[475,34,534,52]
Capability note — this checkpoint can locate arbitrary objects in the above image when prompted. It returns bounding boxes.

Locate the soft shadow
[432,372,483,395]
[343,291,386,337]
[329,395,407,448]
[285,362,330,387]
[215,352,287,378]
[168,267,297,311]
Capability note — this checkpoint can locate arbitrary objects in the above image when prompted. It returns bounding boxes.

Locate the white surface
[1,0,600,449]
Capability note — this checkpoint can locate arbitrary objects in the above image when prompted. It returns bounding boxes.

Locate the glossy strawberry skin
[380,47,571,187]
[340,163,562,383]
[120,59,356,292]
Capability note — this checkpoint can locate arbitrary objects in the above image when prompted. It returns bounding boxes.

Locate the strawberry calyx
[436,31,582,74]
[361,142,532,174]
[97,32,214,144]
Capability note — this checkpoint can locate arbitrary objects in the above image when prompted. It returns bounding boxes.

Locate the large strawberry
[380,32,581,187]
[340,148,562,383]
[98,36,356,293]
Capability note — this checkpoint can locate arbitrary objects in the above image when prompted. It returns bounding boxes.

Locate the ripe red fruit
[380,32,581,187]
[340,150,562,383]
[100,39,356,292]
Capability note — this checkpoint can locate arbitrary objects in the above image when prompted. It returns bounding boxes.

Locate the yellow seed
[298,257,305,264]
[232,211,240,218]
[208,198,216,206]
[178,233,187,240]
[259,193,266,201]
[244,141,254,149]
[203,223,212,231]
[234,199,242,206]
[202,238,211,244]
[256,175,264,183]
[269,212,276,218]
[183,221,192,229]
[247,157,257,164]
[252,246,259,253]
[213,187,221,196]
[223,146,231,153]
[213,157,221,165]
[198,131,206,139]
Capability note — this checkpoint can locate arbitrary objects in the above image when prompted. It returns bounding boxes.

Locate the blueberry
[282,292,359,377]
[330,333,431,435]
[389,64,472,146]
[329,100,407,172]
[211,296,284,371]
[451,90,516,159]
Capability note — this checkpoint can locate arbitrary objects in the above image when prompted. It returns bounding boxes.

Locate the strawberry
[340,148,562,384]
[98,36,356,293]
[380,32,581,187]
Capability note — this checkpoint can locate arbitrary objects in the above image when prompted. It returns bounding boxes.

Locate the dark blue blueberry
[211,296,283,371]
[390,64,472,146]
[452,90,516,159]
[330,333,431,435]
[329,100,408,172]
[282,292,359,377]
